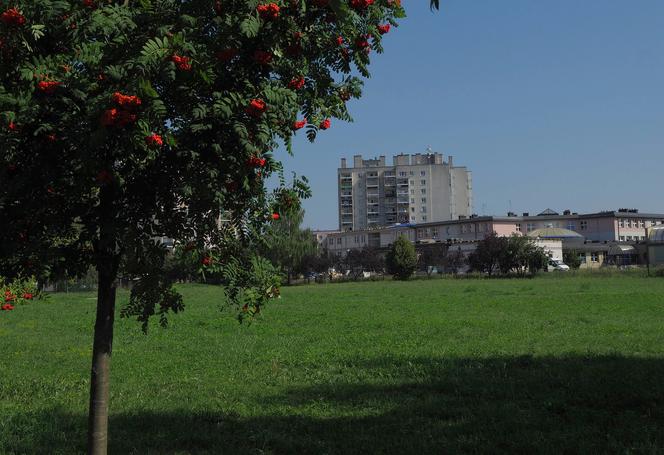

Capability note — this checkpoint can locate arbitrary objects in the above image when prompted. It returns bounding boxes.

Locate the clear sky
[275,0,664,230]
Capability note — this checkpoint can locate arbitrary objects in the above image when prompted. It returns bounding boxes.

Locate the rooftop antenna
[425,145,432,154]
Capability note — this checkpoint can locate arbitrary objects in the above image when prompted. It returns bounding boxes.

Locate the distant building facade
[338,152,472,231]
[321,208,664,266]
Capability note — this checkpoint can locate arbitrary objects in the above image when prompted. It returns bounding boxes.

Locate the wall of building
[337,152,472,231]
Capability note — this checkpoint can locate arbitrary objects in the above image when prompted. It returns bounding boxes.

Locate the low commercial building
[320,208,664,266]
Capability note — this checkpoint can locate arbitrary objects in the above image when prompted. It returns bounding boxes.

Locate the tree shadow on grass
[7,355,664,454]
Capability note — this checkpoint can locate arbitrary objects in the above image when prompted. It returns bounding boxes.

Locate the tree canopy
[0,1,405,452]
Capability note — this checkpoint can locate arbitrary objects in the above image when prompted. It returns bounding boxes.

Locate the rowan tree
[0,0,405,452]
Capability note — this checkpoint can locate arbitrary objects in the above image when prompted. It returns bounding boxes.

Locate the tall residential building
[338,152,472,231]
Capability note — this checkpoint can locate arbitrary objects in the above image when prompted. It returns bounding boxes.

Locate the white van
[547,259,570,272]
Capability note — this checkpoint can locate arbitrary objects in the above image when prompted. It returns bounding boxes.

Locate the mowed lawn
[2,274,664,454]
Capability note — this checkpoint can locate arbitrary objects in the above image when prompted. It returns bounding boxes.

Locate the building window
[409,179,415,185]
[399,171,407,177]
[591,252,599,263]
[422,216,427,222]
[515,223,521,232]
[420,179,426,185]
[410,198,415,204]
[527,223,535,232]
[421,207,427,213]
[639,220,644,228]
[626,236,632,241]
[432,228,438,238]
[411,207,415,213]
[354,235,359,243]
[578,252,586,263]
[410,216,416,221]
[421,198,427,203]
[337,238,342,245]
[567,222,576,231]
[619,219,625,228]
[410,189,415,195]
[619,236,625,241]
[409,171,414,176]
[580,220,587,230]
[420,170,426,176]
[421,188,426,195]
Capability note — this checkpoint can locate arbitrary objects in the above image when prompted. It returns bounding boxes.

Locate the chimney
[379,155,386,166]
[353,154,363,167]
[522,212,529,217]
[340,158,347,168]
[448,155,454,167]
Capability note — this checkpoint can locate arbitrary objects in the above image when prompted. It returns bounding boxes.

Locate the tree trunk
[87,262,117,455]
[87,183,119,455]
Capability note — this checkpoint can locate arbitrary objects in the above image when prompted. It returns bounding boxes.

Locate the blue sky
[275,0,664,230]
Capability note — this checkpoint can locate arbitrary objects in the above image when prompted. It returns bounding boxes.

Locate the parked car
[547,259,570,272]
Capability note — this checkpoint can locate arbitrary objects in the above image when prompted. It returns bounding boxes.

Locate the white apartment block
[338,152,472,231]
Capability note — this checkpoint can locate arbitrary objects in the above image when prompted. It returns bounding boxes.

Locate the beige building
[338,152,472,231]
[321,209,664,264]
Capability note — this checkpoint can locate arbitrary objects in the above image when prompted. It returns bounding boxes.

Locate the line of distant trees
[163,211,552,284]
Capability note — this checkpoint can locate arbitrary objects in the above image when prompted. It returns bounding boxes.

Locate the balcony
[341,192,352,198]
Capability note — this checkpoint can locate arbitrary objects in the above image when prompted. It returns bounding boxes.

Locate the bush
[386,235,417,280]
[1,276,39,311]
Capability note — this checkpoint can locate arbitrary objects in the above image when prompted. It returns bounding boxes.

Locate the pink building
[321,208,664,256]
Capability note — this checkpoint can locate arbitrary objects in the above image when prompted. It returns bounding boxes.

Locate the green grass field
[2,273,664,454]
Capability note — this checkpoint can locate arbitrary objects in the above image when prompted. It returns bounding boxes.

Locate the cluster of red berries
[350,0,374,10]
[253,50,273,65]
[319,118,331,130]
[293,119,307,130]
[377,24,390,34]
[1,8,25,26]
[355,34,371,51]
[112,92,142,108]
[37,81,61,94]
[257,3,280,20]
[247,156,267,167]
[101,92,141,127]
[245,99,267,117]
[145,133,163,147]
[288,77,305,90]
[4,289,15,302]
[171,54,191,71]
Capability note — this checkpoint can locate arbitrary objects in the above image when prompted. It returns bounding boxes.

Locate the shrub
[386,235,417,280]
[1,276,39,311]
